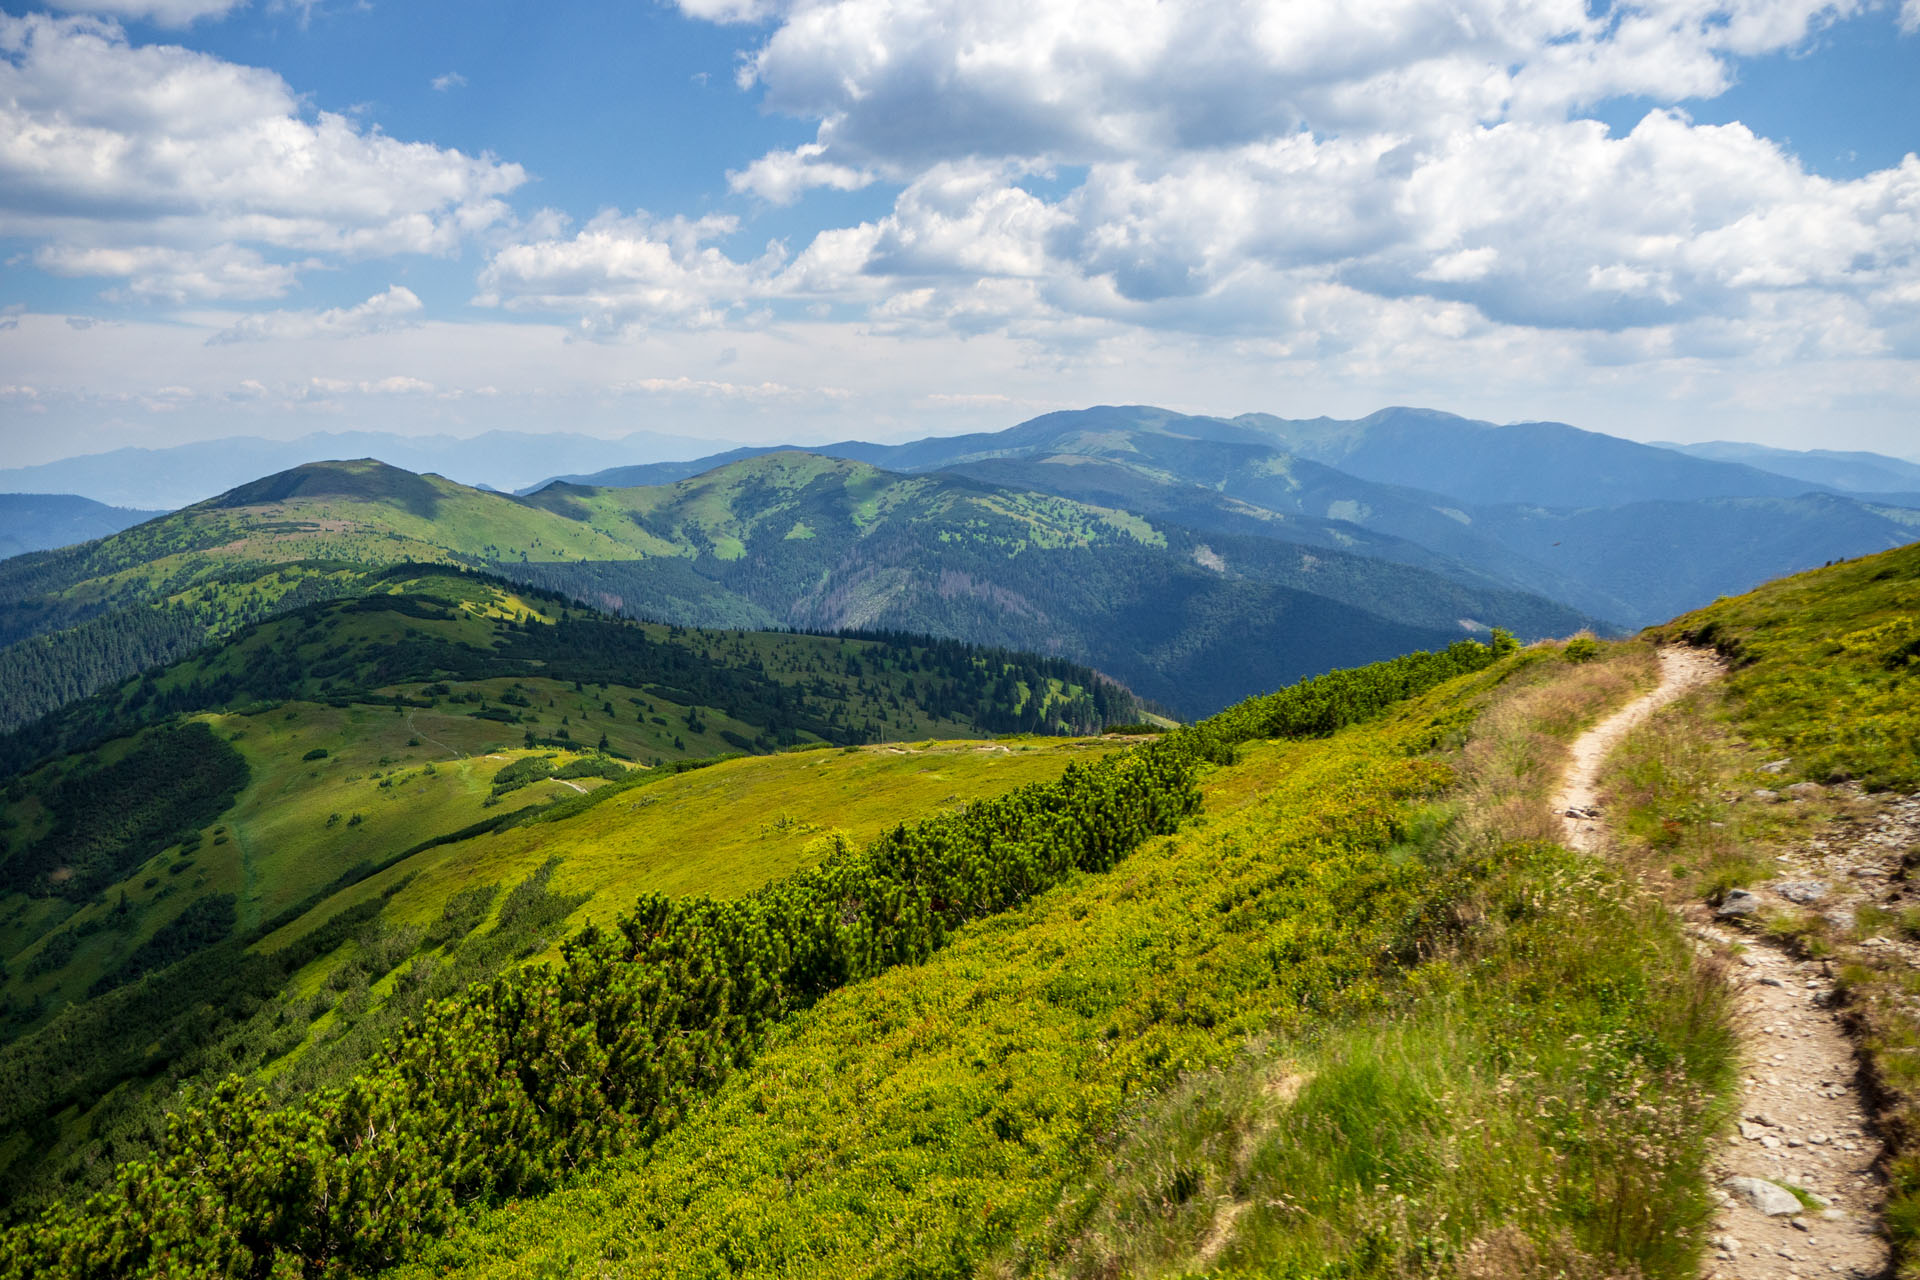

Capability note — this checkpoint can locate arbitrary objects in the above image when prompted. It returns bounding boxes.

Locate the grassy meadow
[382,640,1734,1280]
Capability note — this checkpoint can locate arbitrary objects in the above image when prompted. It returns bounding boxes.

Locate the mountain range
[0,451,1593,726]
[2,394,1919,1276]
[0,427,735,510]
[537,405,1920,628]
[0,494,163,559]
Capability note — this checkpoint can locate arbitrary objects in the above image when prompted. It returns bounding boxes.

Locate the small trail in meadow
[1558,647,1888,1280]
[405,707,464,761]
[1554,646,1721,853]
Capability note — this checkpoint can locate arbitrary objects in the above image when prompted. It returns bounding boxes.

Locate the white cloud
[474,209,785,334]
[617,375,851,401]
[431,70,465,91]
[44,0,244,27]
[728,143,874,204]
[730,0,1862,175]
[33,244,310,301]
[1903,0,1920,34]
[307,373,435,396]
[206,285,426,344]
[613,1,1920,369]
[674,0,788,23]
[0,14,525,300]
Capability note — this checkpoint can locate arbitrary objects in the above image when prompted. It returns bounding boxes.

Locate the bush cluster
[2,637,1506,1278]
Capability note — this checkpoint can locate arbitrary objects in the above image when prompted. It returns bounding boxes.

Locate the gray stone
[1777,880,1830,904]
[1786,781,1825,801]
[1760,759,1793,774]
[1752,788,1783,803]
[1718,889,1763,918]
[1725,1176,1803,1216]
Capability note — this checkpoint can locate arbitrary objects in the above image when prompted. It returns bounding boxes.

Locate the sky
[0,0,1918,468]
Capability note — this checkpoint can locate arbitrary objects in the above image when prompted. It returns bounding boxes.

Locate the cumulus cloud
[206,285,426,344]
[592,0,1915,373]
[431,70,465,91]
[728,143,874,204]
[724,0,1862,174]
[307,374,436,396]
[33,243,310,301]
[474,209,785,334]
[0,14,525,299]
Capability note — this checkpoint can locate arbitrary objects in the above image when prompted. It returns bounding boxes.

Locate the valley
[0,407,1914,1278]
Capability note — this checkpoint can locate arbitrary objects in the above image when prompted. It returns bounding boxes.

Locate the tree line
[0,634,1508,1278]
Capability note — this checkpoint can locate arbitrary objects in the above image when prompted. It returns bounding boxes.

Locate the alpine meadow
[4,0,1919,1277]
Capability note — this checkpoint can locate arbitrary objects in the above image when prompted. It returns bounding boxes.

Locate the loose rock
[1777,881,1830,904]
[1725,1176,1803,1216]
[1719,889,1763,918]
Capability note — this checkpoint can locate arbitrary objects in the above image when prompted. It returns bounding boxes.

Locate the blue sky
[1,0,1917,465]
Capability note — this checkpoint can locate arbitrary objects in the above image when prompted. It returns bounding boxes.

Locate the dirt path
[1554,646,1721,853]
[405,707,464,761]
[1558,648,1888,1280]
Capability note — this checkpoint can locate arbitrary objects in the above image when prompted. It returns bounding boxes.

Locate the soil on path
[1556,647,1889,1280]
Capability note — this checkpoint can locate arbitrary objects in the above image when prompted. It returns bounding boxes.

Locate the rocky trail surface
[1557,648,1890,1280]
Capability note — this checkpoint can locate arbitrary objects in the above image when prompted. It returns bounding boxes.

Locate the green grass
[1652,540,1920,789]
[257,736,1126,969]
[0,724,1125,1216]
[391,650,1734,1280]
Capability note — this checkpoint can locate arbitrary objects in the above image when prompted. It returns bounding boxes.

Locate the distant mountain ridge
[1657,439,1920,495]
[537,405,1920,627]
[0,453,1595,724]
[0,494,164,560]
[0,428,738,510]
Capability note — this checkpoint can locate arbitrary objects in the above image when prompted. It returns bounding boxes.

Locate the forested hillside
[0,619,1774,1280]
[0,454,1591,726]
[0,567,1145,1213]
[550,406,1920,628]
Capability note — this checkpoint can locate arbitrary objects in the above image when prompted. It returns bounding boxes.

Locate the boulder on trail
[1717,889,1763,918]
[1776,881,1829,904]
[1724,1176,1802,1217]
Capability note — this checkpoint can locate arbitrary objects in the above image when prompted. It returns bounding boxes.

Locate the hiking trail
[1557,647,1888,1280]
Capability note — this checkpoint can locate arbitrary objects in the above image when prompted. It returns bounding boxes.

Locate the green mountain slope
[553,406,1920,629]
[862,409,1920,627]
[504,453,1595,713]
[0,567,1142,1209]
[2,628,1753,1280]
[0,454,1592,725]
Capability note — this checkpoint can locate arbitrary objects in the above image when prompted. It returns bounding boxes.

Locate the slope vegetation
[2,631,1750,1280]
[558,405,1920,629]
[0,568,1142,1209]
[0,454,1591,724]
